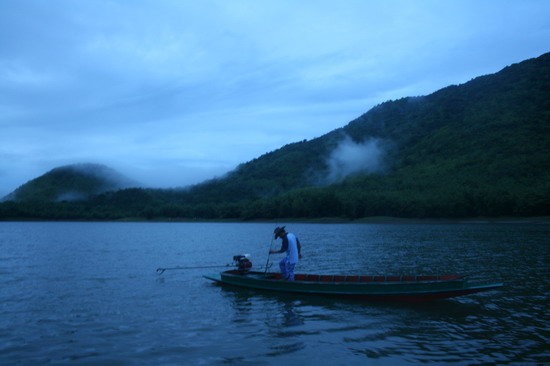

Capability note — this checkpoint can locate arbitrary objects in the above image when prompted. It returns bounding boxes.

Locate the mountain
[150,51,550,217]
[4,163,140,202]
[2,52,549,220]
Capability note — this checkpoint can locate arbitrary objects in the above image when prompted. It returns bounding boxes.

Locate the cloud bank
[1,0,549,196]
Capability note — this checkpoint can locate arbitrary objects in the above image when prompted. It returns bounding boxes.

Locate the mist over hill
[2,52,549,220]
[3,163,141,202]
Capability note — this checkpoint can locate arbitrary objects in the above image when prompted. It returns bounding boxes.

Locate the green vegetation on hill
[4,163,139,202]
[2,52,549,220]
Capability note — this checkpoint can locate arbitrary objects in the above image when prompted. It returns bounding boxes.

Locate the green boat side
[203,271,503,302]
[204,273,222,282]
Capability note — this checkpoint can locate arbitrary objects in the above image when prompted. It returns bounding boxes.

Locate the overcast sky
[1,0,549,196]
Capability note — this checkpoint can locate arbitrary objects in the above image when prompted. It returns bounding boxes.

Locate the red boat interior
[277,274,464,282]
[226,271,464,283]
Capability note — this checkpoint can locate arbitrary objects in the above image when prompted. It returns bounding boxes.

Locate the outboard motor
[233,254,252,274]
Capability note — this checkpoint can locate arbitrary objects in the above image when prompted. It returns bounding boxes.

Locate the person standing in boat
[270,226,302,281]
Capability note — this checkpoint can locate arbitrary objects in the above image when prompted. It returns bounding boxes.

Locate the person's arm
[297,238,302,258]
[270,237,289,254]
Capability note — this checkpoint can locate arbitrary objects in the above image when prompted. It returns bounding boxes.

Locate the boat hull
[203,271,503,302]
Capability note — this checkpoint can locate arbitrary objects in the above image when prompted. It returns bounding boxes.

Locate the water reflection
[213,281,550,364]
[220,285,307,327]
[281,302,304,328]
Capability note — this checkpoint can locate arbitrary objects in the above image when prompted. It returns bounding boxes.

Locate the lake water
[0,222,548,365]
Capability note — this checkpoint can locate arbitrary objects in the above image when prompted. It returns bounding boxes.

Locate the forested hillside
[2,52,549,220]
[3,164,139,202]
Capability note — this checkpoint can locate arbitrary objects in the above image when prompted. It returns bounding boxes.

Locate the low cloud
[324,136,386,184]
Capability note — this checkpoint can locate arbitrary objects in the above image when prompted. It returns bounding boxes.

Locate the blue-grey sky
[1,0,549,196]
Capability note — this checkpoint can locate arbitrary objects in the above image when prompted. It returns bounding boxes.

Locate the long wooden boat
[203,270,503,302]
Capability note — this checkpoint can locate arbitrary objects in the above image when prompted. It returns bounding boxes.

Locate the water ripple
[0,222,548,365]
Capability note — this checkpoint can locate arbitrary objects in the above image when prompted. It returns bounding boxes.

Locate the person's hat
[273,226,286,238]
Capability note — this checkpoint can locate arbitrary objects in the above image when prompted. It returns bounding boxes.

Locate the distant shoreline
[1,216,549,224]
[250,216,550,224]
